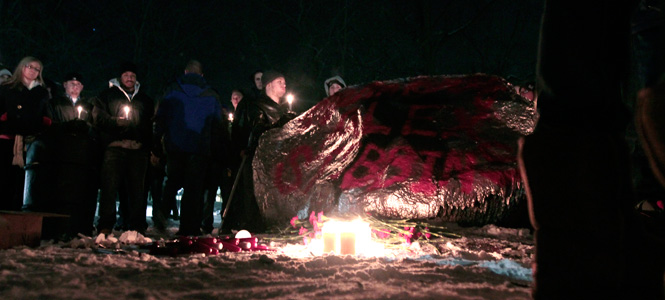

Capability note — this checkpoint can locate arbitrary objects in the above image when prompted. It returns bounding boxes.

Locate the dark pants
[97,147,149,232]
[0,139,24,211]
[53,132,100,237]
[165,152,209,235]
[221,154,264,233]
[54,163,99,236]
[202,160,224,233]
[146,163,167,228]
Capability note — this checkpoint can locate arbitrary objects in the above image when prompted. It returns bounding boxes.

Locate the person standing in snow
[223,70,295,233]
[0,57,51,211]
[93,62,154,235]
[47,72,101,236]
[153,60,223,236]
[200,88,242,233]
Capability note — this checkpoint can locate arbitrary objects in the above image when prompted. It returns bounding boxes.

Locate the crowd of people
[0,57,347,238]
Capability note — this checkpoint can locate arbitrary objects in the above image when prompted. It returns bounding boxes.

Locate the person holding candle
[224,69,296,233]
[153,59,224,236]
[45,72,100,236]
[230,89,243,111]
[49,73,91,122]
[202,89,242,234]
[92,61,154,235]
[0,56,52,211]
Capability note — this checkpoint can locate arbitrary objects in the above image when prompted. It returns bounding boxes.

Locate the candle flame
[286,94,294,104]
[309,219,382,256]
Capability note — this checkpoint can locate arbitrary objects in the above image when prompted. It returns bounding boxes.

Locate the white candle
[123,106,130,120]
[77,106,82,119]
[286,94,294,111]
[228,113,234,122]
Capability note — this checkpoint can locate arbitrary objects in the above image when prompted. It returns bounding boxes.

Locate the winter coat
[153,73,223,157]
[231,93,293,156]
[48,94,102,165]
[50,95,94,123]
[0,82,51,136]
[92,79,154,149]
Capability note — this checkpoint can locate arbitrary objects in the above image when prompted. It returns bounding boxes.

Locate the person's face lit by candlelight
[120,71,137,92]
[231,91,243,109]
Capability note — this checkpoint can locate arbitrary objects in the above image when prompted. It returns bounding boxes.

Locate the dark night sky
[0,0,544,110]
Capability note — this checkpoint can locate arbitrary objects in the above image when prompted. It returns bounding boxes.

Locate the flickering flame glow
[123,106,130,119]
[286,94,294,111]
[77,106,82,119]
[309,219,385,257]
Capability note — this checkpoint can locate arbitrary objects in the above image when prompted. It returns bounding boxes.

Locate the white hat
[0,68,11,77]
[324,76,346,97]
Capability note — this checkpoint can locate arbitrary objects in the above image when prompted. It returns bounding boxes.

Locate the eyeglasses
[24,65,42,72]
[67,82,83,88]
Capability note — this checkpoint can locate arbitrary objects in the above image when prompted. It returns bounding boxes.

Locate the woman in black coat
[0,56,51,210]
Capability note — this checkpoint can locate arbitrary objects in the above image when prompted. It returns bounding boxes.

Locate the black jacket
[50,95,94,123]
[92,79,154,149]
[231,93,292,156]
[0,82,51,136]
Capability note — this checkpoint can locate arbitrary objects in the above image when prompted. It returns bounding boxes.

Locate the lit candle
[340,232,356,255]
[323,231,336,253]
[77,106,82,119]
[228,112,234,122]
[123,106,130,120]
[320,219,371,256]
[286,94,294,111]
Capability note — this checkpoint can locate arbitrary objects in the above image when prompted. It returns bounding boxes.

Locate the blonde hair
[2,56,45,89]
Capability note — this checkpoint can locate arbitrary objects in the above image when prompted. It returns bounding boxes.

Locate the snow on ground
[0,217,534,300]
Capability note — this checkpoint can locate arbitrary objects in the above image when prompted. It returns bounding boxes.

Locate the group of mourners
[0,56,347,238]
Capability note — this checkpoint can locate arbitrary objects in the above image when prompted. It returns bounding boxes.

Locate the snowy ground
[0,209,535,299]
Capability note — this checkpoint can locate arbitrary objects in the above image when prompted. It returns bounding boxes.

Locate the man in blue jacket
[153,60,223,236]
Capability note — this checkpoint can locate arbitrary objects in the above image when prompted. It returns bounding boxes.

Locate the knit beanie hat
[119,61,138,77]
[261,69,284,87]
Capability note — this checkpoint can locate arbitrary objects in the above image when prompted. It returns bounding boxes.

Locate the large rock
[253,74,537,227]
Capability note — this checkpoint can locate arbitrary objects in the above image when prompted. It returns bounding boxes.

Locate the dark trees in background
[0,0,543,109]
